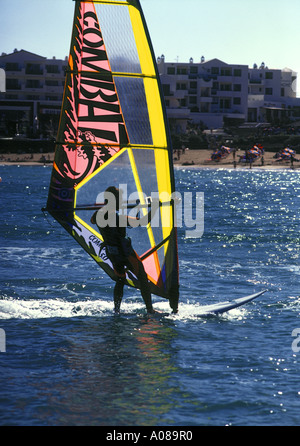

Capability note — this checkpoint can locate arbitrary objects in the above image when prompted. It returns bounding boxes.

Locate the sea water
[0,164,300,426]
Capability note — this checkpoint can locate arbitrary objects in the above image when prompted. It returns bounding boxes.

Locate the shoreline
[173,149,299,170]
[0,149,298,170]
[0,152,53,166]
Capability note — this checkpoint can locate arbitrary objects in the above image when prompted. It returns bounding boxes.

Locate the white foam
[0,298,112,320]
[0,297,248,321]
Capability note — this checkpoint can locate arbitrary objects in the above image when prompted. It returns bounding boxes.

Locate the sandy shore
[0,152,54,166]
[173,149,299,170]
[0,149,298,170]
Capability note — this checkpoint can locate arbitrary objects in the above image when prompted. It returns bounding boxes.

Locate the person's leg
[128,253,154,313]
[113,277,124,313]
[111,259,125,313]
[139,268,154,313]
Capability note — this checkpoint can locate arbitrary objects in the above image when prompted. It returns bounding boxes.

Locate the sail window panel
[76,149,136,207]
[131,148,165,253]
[95,3,142,74]
[75,149,154,258]
[131,149,158,197]
[114,77,153,145]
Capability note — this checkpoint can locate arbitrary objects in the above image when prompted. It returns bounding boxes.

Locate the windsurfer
[91,186,156,314]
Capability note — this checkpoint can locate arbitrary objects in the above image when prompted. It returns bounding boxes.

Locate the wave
[0,296,251,321]
[0,297,114,320]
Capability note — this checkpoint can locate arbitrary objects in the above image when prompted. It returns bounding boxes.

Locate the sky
[1,0,300,94]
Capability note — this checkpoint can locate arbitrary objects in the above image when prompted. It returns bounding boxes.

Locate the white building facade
[248,63,298,124]
[1,50,300,136]
[158,56,300,131]
[0,50,67,137]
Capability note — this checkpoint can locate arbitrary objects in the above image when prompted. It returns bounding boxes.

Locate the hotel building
[0,50,300,137]
[158,55,300,132]
[0,49,67,137]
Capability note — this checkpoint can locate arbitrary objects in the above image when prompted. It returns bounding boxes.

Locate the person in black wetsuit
[91,186,155,314]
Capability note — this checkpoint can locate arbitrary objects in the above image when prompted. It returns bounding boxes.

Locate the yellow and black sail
[45,0,179,310]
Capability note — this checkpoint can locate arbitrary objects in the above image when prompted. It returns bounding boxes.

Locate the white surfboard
[196,290,267,316]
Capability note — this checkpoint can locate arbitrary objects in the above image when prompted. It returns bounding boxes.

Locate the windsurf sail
[44,0,179,311]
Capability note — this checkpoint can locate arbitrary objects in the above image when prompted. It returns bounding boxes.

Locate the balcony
[174,90,188,99]
[166,107,190,119]
[199,96,212,103]
[249,79,263,84]
[175,74,189,81]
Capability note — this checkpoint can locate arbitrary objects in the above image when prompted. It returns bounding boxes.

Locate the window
[26,79,42,88]
[177,67,187,75]
[6,79,20,90]
[265,72,273,79]
[45,80,59,86]
[200,88,210,97]
[220,99,231,109]
[46,65,60,74]
[221,68,232,76]
[176,83,187,90]
[200,103,209,113]
[190,66,198,74]
[211,67,219,75]
[233,84,241,91]
[234,69,242,77]
[25,64,43,75]
[265,88,273,95]
[162,84,171,95]
[233,97,241,105]
[5,63,20,71]
[167,67,175,75]
[220,83,231,91]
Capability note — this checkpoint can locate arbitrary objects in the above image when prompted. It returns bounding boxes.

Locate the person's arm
[127,199,160,227]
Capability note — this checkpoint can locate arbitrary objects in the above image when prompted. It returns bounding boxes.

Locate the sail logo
[76,10,128,146]
[56,5,128,185]
[0,329,6,353]
[0,69,5,93]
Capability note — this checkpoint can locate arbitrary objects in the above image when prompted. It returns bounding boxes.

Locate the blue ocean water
[0,164,300,426]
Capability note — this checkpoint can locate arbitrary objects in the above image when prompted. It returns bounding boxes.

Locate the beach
[0,149,298,169]
[173,148,299,169]
[0,152,54,166]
